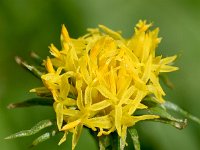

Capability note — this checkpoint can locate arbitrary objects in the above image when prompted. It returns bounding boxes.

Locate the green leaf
[142,98,174,119]
[31,130,57,147]
[154,118,187,129]
[141,98,188,129]
[30,87,52,97]
[95,131,127,150]
[110,132,121,150]
[148,104,174,120]
[15,56,43,78]
[117,136,121,150]
[30,51,43,65]
[98,135,112,150]
[5,120,54,139]
[119,127,127,150]
[7,98,54,109]
[128,127,140,150]
[119,136,126,150]
[149,105,187,129]
[163,101,200,124]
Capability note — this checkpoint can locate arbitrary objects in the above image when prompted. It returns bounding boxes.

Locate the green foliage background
[0,0,200,149]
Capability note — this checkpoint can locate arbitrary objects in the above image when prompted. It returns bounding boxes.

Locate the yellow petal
[137,103,148,109]
[160,65,179,72]
[90,100,111,111]
[99,24,123,40]
[61,24,71,43]
[61,119,81,131]
[115,105,122,136]
[72,124,83,150]
[109,67,117,95]
[128,91,147,115]
[96,85,118,101]
[63,109,79,116]
[122,114,159,126]
[119,85,135,105]
[84,115,112,129]
[58,131,68,145]
[150,73,165,95]
[49,44,61,58]
[131,115,159,125]
[142,55,152,83]
[54,102,63,131]
[135,20,152,33]
[160,55,177,65]
[84,86,93,106]
[60,74,70,100]
[46,57,55,73]
[76,80,84,111]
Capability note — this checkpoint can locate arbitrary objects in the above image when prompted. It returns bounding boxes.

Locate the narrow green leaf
[163,101,200,124]
[110,131,119,150]
[31,130,57,147]
[142,96,159,107]
[142,97,175,120]
[7,98,54,109]
[5,120,54,139]
[119,126,127,150]
[15,56,43,78]
[119,136,126,150]
[99,132,123,150]
[30,87,52,97]
[117,136,121,150]
[148,105,174,120]
[128,127,140,150]
[30,51,43,65]
[154,118,187,129]
[141,98,188,129]
[98,135,111,150]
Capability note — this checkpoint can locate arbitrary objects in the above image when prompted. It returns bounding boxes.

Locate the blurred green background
[0,0,200,149]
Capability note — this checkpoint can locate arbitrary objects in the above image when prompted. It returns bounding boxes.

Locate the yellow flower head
[41,20,178,149]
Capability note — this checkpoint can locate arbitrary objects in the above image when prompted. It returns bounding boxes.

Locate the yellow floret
[41,20,178,150]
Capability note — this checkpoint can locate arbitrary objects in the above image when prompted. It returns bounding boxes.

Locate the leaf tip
[4,136,11,140]
[7,103,16,109]
[15,56,22,65]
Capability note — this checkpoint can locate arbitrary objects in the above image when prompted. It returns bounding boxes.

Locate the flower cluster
[39,20,178,149]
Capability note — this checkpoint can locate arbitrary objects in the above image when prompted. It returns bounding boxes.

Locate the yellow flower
[40,20,178,149]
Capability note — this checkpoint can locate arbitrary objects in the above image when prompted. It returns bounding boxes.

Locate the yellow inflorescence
[40,20,178,149]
